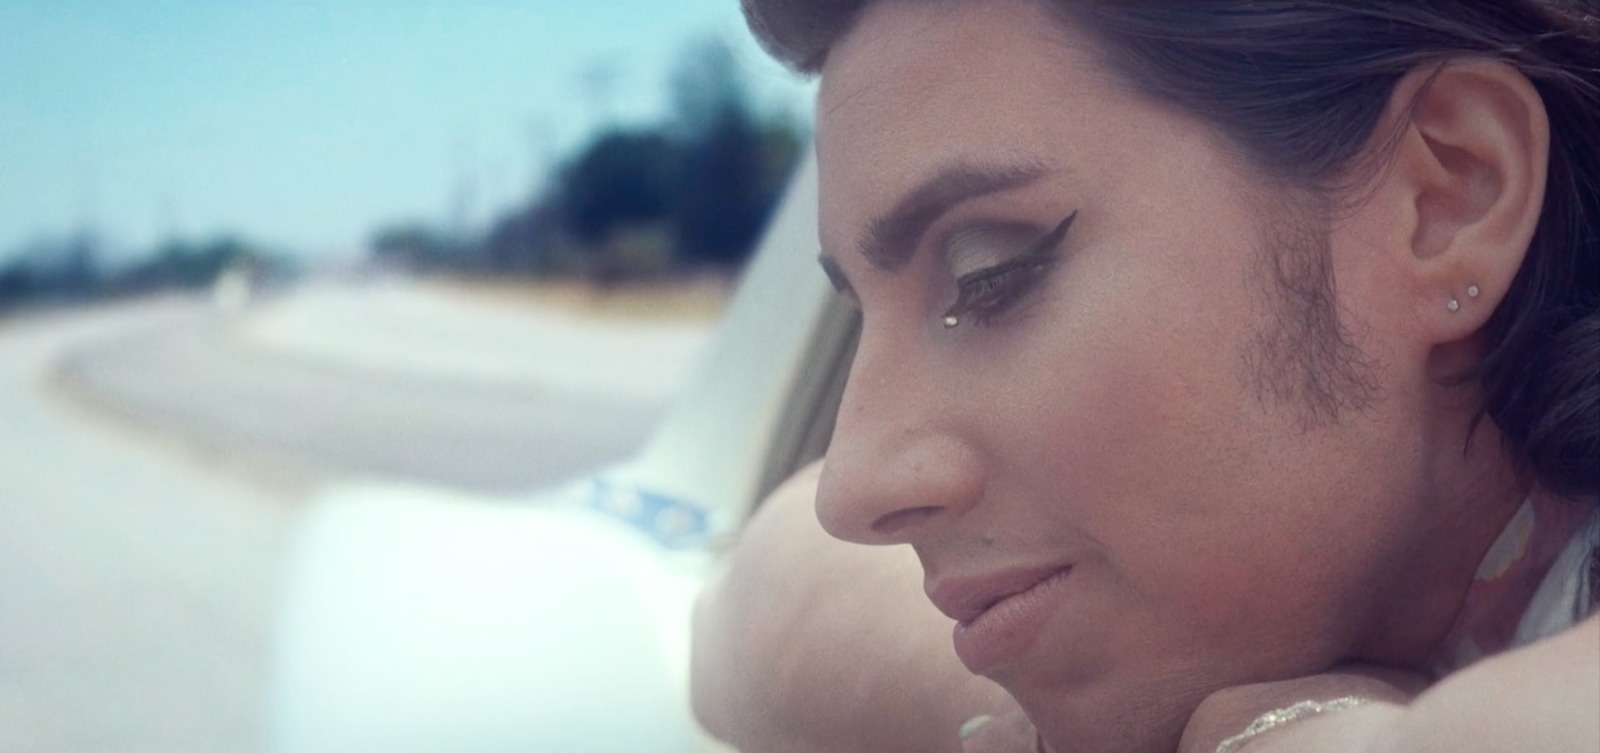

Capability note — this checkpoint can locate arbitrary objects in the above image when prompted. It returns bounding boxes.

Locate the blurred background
[0,2,811,750]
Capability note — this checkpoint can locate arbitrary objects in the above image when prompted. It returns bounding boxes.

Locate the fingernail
[958,714,993,740]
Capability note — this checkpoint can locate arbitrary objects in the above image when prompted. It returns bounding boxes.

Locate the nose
[814,336,984,546]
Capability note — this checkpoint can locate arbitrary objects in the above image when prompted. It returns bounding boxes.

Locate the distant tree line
[373,38,805,283]
[0,233,295,317]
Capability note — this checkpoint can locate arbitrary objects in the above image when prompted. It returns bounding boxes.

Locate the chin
[998,634,1231,753]
[1019,681,1200,753]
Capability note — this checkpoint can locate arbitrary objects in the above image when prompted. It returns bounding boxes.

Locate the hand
[955,665,1424,753]
[959,705,1042,753]
[1176,665,1429,753]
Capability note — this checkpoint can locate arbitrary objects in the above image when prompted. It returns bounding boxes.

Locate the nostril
[869,506,941,538]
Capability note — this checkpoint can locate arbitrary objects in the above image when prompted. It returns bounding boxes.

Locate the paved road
[0,299,292,752]
[0,290,690,752]
[59,312,668,495]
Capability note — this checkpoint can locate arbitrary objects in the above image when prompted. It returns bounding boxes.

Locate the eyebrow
[858,160,1052,271]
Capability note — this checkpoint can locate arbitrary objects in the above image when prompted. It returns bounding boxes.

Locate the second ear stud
[1448,298,1461,312]
[1467,284,1481,299]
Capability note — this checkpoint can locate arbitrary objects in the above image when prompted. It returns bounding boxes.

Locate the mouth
[927,565,1075,673]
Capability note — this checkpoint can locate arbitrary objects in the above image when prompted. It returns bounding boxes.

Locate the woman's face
[813,2,1447,750]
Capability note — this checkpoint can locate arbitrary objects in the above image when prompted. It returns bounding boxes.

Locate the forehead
[813,1,1202,255]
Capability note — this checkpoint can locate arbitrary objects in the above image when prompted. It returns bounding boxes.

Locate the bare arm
[1176,615,1600,753]
[691,461,1014,753]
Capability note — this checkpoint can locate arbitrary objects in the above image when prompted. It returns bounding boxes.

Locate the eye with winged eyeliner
[943,210,1077,326]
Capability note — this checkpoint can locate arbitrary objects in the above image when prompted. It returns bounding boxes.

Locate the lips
[926,564,1074,673]
[926,564,1068,623]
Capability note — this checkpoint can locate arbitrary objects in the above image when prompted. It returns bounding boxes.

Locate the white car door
[267,155,857,753]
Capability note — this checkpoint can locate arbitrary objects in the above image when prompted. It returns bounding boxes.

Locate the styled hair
[744,0,1600,499]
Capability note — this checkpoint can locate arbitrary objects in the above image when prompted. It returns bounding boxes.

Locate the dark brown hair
[744,0,1600,499]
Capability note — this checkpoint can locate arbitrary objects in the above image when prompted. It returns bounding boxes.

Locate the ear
[1375,60,1549,343]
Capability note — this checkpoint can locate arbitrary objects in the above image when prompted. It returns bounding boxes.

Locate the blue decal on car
[587,477,710,548]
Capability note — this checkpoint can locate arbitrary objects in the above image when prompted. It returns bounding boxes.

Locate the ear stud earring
[942,315,960,328]
[1449,284,1481,312]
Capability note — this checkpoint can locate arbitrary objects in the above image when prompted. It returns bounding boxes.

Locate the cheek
[985,239,1374,631]
[992,227,1265,528]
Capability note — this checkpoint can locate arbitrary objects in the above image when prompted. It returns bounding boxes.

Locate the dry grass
[423,274,735,322]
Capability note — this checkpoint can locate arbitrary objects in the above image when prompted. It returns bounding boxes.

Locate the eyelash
[943,211,1076,327]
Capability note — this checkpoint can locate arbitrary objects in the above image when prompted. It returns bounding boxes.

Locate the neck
[1351,411,1527,671]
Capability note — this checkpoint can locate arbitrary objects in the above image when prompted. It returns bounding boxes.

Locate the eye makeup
[942,210,1077,327]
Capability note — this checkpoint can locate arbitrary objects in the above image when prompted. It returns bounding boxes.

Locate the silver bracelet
[1213,696,1374,753]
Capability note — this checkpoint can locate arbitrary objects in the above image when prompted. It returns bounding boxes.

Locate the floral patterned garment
[1428,491,1600,676]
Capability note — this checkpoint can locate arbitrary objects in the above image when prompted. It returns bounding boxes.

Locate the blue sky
[0,1,814,264]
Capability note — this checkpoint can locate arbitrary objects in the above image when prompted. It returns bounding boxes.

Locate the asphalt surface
[59,311,667,495]
[0,299,291,752]
[0,288,694,752]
